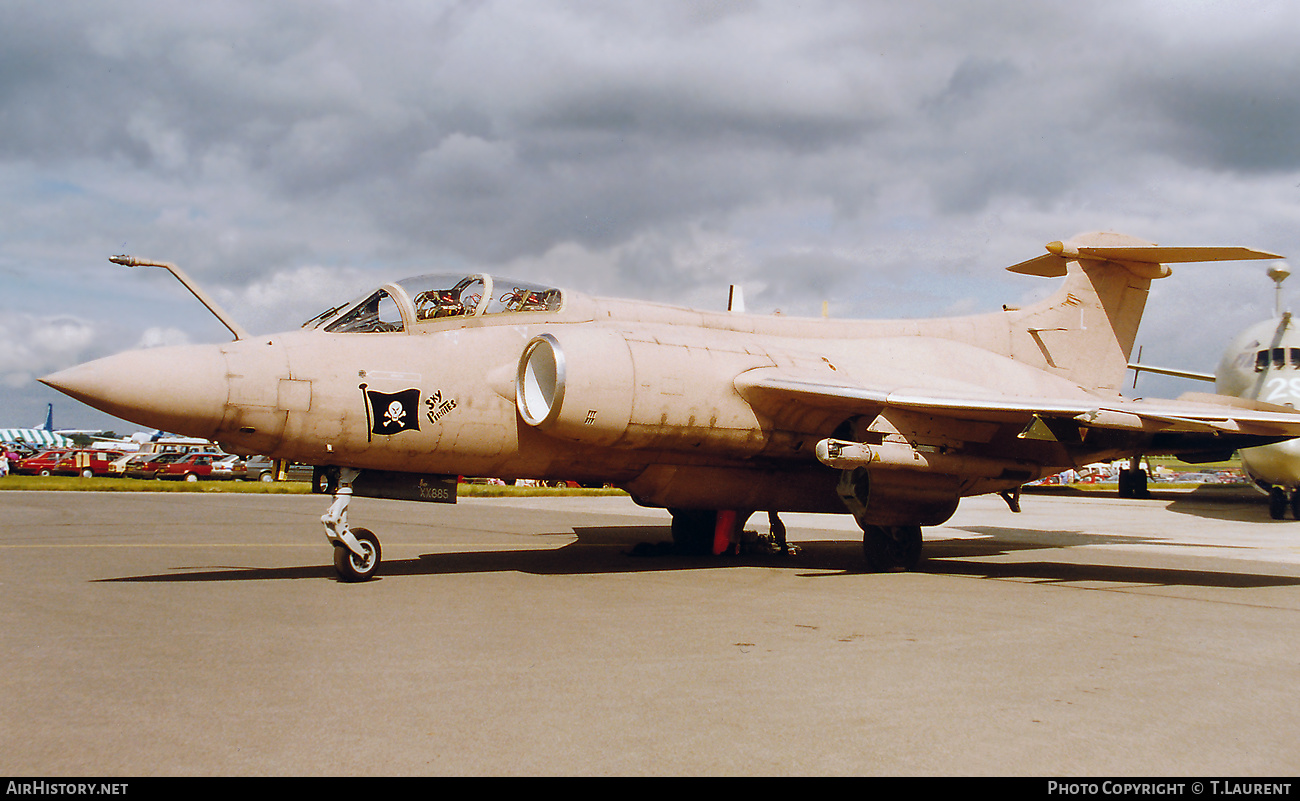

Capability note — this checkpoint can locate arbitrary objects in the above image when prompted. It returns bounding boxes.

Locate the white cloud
[135,327,192,350]
[218,263,380,333]
[4,0,1300,426]
[0,313,98,387]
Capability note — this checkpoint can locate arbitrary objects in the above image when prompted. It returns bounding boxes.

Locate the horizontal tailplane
[1008,235,1279,278]
[1004,233,1280,393]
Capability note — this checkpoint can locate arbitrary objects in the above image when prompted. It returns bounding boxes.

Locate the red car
[53,449,126,478]
[124,451,192,480]
[156,452,233,481]
[14,449,72,476]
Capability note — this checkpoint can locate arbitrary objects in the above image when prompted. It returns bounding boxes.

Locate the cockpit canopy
[303,274,563,334]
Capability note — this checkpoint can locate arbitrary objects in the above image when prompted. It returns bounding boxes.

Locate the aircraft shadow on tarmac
[1029,487,1288,524]
[98,522,1300,590]
[1161,494,1292,523]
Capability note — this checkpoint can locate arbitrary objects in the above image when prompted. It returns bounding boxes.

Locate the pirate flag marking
[363,386,421,437]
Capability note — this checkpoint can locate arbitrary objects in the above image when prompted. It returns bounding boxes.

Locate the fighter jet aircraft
[40,232,1300,580]
[1132,262,1300,518]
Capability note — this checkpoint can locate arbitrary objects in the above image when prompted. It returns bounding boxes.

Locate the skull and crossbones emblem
[383,400,406,428]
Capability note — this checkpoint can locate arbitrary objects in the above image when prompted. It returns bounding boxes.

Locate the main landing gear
[321,467,383,581]
[667,507,922,572]
[835,468,936,572]
[1267,486,1300,520]
[667,509,795,556]
[1116,468,1151,499]
[1117,454,1152,499]
[669,508,751,555]
[860,525,923,572]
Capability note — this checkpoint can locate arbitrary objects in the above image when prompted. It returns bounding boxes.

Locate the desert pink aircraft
[43,232,1300,580]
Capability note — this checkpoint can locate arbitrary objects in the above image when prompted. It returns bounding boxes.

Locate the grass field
[0,475,627,497]
[0,476,314,493]
[0,451,1250,498]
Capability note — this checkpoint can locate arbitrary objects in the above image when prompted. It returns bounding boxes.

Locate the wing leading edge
[734,369,1300,440]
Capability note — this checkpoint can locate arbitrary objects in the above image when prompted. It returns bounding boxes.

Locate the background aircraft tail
[1000,233,1279,394]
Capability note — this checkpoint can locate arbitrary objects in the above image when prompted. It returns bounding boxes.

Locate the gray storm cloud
[3,0,1300,426]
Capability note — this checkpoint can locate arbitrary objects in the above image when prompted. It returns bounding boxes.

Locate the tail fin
[1003,232,1279,394]
[41,403,54,432]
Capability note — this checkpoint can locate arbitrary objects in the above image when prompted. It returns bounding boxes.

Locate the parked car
[107,451,141,476]
[124,451,192,480]
[243,456,315,482]
[109,444,221,476]
[157,452,233,481]
[53,449,126,477]
[13,449,72,476]
[209,454,247,480]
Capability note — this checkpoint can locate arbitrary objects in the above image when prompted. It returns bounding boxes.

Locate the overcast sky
[5,0,1300,432]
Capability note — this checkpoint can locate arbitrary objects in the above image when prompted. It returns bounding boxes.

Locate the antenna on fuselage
[1268,261,1291,318]
[728,284,745,313]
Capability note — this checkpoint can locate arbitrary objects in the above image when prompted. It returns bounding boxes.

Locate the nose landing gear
[321,467,383,581]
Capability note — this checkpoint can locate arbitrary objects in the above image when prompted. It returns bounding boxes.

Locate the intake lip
[515,333,565,427]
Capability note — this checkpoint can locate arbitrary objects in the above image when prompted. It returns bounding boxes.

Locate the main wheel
[862,524,923,572]
[1117,469,1150,499]
[669,509,717,555]
[1131,469,1150,499]
[1117,470,1133,498]
[1270,487,1288,520]
[333,527,382,582]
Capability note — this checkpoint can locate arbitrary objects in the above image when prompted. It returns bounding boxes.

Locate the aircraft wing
[734,369,1300,439]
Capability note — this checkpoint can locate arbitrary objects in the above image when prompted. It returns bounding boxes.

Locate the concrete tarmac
[2,488,1298,776]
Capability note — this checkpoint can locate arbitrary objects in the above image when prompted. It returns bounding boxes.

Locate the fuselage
[42,270,1148,514]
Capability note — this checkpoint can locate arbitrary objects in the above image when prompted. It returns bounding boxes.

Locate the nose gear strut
[321,467,382,581]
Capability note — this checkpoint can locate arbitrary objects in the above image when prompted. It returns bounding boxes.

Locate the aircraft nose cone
[40,345,228,439]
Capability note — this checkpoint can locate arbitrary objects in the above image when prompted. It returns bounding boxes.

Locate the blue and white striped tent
[1,405,75,449]
[0,427,74,448]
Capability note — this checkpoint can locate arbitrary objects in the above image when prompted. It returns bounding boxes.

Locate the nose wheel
[321,467,383,581]
[333,527,381,582]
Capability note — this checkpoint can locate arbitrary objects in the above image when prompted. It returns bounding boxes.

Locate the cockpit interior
[303,274,564,334]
